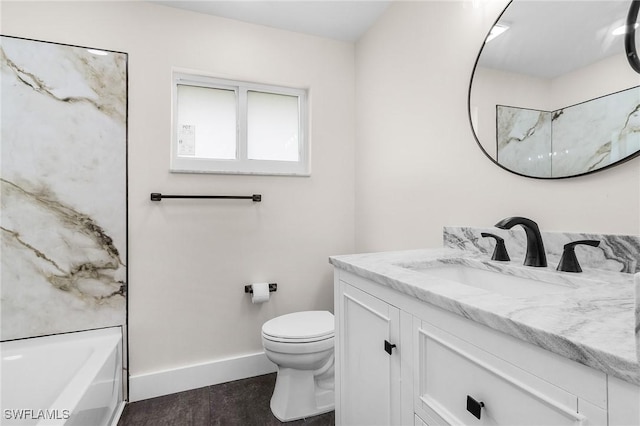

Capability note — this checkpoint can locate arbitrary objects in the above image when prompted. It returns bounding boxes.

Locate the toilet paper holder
[245,283,278,294]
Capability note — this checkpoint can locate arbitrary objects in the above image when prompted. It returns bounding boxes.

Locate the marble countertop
[329,248,639,386]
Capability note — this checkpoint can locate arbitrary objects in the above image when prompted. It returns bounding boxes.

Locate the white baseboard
[128,351,276,402]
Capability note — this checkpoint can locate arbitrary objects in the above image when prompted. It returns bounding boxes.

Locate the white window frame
[171,71,310,176]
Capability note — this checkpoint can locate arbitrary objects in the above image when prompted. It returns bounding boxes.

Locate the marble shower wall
[0,36,127,341]
[497,86,640,178]
[496,107,552,178]
[444,226,639,274]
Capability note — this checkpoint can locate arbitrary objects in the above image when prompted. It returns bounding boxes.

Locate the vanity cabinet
[334,268,638,426]
[608,376,640,426]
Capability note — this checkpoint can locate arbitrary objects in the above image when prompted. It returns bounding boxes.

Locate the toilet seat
[262,311,334,343]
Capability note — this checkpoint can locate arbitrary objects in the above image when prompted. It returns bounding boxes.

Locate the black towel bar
[150,193,261,202]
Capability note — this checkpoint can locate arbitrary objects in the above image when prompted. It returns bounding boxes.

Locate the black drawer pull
[384,340,396,355]
[466,395,485,420]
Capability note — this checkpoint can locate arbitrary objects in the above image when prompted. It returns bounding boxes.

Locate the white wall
[355,0,640,253]
[1,0,355,386]
[552,53,640,108]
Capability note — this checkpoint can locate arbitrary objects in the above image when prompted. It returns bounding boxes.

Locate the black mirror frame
[468,0,640,180]
[625,0,640,73]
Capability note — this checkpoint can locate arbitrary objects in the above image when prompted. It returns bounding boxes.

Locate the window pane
[176,85,236,159]
[247,91,299,161]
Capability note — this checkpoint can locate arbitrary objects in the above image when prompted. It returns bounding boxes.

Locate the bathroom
[1,0,638,425]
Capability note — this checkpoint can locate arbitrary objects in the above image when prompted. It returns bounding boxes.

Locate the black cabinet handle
[384,340,396,355]
[466,395,485,420]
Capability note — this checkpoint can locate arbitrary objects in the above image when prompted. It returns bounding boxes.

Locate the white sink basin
[414,264,573,298]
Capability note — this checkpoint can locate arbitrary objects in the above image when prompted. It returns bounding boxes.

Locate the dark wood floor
[118,373,335,425]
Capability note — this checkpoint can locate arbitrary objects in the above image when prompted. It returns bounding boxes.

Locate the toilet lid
[262,311,334,342]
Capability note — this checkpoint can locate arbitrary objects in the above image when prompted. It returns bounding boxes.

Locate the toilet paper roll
[251,283,270,304]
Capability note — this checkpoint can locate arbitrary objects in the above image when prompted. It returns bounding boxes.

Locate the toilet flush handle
[384,340,397,355]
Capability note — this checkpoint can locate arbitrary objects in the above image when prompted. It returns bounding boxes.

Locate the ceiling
[150,1,392,42]
[478,1,632,79]
[150,1,634,77]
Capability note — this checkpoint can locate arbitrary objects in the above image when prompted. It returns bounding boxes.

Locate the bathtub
[1,327,124,426]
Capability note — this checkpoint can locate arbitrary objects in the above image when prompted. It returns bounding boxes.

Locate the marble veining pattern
[1,36,127,340]
[444,226,640,273]
[496,86,640,177]
[497,106,552,178]
[553,88,640,177]
[330,244,639,385]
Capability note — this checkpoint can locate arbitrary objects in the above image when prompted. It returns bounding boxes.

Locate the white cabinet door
[338,282,401,426]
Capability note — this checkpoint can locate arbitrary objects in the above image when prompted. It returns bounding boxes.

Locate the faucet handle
[481,232,510,262]
[556,240,600,273]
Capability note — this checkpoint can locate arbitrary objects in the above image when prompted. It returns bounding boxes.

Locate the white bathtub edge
[128,352,277,402]
[109,401,126,426]
[47,328,122,422]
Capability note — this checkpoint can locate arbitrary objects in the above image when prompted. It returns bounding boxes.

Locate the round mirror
[469,0,640,179]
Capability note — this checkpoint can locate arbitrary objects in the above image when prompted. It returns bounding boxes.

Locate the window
[172,72,309,175]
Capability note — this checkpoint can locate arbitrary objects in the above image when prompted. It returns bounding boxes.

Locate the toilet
[261,310,335,422]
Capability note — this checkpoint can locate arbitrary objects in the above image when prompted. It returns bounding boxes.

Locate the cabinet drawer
[415,320,585,426]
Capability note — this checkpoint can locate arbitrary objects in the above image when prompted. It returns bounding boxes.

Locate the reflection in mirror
[469,0,640,178]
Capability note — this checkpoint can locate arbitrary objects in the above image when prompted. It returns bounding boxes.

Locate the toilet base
[269,366,335,422]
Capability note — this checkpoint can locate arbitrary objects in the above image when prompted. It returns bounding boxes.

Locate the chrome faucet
[494,217,547,267]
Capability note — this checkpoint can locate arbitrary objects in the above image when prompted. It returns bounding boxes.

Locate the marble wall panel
[497,106,552,177]
[444,226,639,274]
[0,36,127,341]
[496,86,640,178]
[553,87,640,176]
